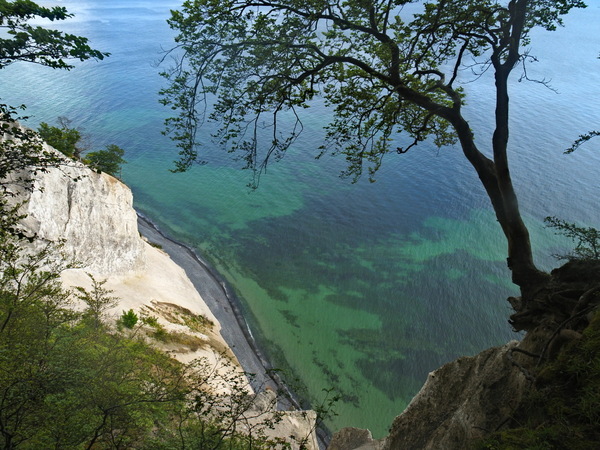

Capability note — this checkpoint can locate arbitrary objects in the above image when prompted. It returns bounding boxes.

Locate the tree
[161,0,586,299]
[37,119,82,158]
[35,119,127,175]
[74,274,119,329]
[0,231,76,447]
[0,0,108,69]
[84,144,127,177]
[120,308,139,329]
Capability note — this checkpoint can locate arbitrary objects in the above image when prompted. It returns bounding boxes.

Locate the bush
[83,144,126,177]
[545,216,600,261]
[142,315,160,327]
[120,309,139,329]
[38,119,82,158]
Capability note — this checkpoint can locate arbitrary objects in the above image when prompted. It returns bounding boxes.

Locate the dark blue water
[2,1,600,436]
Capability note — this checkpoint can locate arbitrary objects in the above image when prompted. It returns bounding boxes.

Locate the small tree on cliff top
[161,0,586,299]
[84,144,127,177]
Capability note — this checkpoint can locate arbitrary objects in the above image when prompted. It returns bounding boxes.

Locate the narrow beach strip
[136,213,299,409]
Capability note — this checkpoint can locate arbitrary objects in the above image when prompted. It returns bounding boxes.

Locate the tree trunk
[433,0,549,299]
[399,84,549,298]
[448,101,549,299]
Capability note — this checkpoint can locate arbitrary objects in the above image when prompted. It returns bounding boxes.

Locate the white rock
[16,147,144,275]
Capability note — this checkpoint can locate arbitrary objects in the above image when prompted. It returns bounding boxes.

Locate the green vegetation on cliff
[477,310,600,450]
[37,120,127,177]
[0,209,292,448]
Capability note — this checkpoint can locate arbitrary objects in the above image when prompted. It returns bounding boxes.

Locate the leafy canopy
[84,144,127,177]
[36,119,127,176]
[0,0,108,69]
[161,0,585,180]
[38,120,82,158]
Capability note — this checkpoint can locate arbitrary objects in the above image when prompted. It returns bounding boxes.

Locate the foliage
[0,232,181,448]
[141,314,160,327]
[0,230,305,448]
[565,130,600,154]
[545,216,600,261]
[120,308,139,329]
[37,119,82,158]
[83,143,127,177]
[161,0,584,177]
[475,312,600,450]
[181,310,214,332]
[150,302,215,333]
[148,240,163,249]
[74,273,119,328]
[0,0,108,69]
[161,0,585,292]
[36,119,127,176]
[151,325,169,342]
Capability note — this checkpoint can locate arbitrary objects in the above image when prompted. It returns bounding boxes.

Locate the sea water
[2,1,600,437]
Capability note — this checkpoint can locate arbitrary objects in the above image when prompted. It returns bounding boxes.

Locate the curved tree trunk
[492,65,550,295]
[438,0,550,299]
[399,83,549,298]
[448,102,549,299]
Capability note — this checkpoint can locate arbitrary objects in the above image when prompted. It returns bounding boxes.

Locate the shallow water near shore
[2,1,600,437]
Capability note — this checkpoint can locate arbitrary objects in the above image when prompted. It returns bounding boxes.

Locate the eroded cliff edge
[328,341,527,450]
[330,260,600,450]
[8,143,318,449]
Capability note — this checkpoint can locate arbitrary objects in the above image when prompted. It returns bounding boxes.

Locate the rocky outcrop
[330,341,528,450]
[14,147,144,275]
[382,341,526,449]
[328,427,383,450]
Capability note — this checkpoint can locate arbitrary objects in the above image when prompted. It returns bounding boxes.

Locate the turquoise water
[2,1,600,436]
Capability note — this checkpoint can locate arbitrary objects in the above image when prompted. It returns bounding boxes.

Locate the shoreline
[136,212,301,408]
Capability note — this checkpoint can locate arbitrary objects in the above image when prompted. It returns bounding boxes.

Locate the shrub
[120,309,139,329]
[38,119,82,158]
[141,315,160,327]
[83,144,126,177]
[545,216,600,261]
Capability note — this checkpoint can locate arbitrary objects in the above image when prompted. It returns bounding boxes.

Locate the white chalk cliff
[10,144,227,365]
[8,140,317,450]
[20,159,145,275]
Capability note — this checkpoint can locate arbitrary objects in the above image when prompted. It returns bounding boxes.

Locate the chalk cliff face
[382,341,527,449]
[18,149,144,275]
[9,143,318,450]
[329,341,528,449]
